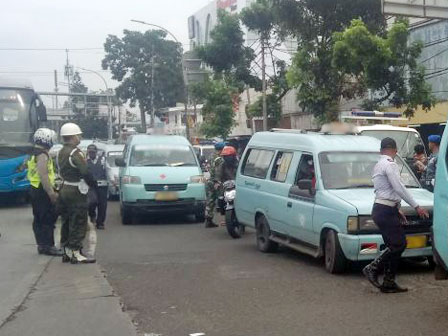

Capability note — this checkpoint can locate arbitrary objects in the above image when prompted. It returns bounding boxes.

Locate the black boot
[380,263,408,293]
[205,218,218,228]
[44,246,64,256]
[363,248,391,289]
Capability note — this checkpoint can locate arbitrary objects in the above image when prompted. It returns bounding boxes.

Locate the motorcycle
[217,180,244,239]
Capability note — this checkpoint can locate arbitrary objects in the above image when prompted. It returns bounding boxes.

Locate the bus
[0,78,47,199]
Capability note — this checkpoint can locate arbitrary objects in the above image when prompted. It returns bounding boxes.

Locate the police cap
[428,135,441,144]
[381,137,397,150]
[87,144,97,151]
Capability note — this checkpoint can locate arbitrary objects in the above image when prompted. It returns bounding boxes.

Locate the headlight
[122,175,141,184]
[347,216,379,234]
[190,175,206,183]
[224,189,236,201]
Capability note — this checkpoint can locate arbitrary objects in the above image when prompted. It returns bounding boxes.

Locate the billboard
[382,0,448,19]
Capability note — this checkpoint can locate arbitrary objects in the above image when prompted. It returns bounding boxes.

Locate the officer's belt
[375,199,400,208]
[63,181,81,187]
[97,180,108,187]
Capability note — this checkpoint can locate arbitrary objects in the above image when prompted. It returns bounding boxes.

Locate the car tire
[121,205,133,225]
[256,215,278,253]
[225,209,244,239]
[324,230,347,274]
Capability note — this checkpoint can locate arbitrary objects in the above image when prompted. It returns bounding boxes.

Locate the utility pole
[150,55,155,131]
[261,38,268,131]
[54,70,59,110]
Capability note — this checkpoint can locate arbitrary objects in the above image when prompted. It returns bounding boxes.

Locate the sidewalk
[0,257,138,336]
[0,205,138,336]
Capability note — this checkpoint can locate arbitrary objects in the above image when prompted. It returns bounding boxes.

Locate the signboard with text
[217,0,238,12]
[382,0,448,19]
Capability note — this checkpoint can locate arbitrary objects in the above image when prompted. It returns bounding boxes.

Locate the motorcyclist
[205,142,226,228]
[218,146,238,182]
[27,128,62,256]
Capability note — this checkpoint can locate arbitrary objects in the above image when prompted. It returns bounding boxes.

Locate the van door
[285,153,316,245]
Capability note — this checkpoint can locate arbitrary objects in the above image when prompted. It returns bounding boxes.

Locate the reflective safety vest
[27,154,56,188]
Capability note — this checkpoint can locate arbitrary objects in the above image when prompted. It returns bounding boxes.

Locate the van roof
[249,132,381,153]
[356,124,419,133]
[129,134,190,146]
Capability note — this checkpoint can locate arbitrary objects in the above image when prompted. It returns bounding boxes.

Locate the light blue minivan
[116,135,206,224]
[235,131,434,273]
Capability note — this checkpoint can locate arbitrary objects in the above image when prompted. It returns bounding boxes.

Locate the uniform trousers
[30,186,58,248]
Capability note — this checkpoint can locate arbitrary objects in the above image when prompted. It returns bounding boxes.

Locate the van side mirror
[115,157,126,167]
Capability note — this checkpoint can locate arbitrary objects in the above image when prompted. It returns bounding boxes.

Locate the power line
[0,47,103,51]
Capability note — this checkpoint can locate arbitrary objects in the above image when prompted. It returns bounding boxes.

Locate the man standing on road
[205,142,226,228]
[27,128,63,256]
[57,123,96,264]
[422,135,441,192]
[363,138,429,293]
[86,144,108,230]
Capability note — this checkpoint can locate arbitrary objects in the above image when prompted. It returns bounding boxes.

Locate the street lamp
[77,67,113,140]
[131,19,190,139]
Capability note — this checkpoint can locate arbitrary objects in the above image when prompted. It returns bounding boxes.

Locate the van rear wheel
[324,230,347,274]
[256,216,278,253]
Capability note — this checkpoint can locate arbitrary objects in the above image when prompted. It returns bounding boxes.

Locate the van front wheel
[256,216,278,253]
[324,230,347,274]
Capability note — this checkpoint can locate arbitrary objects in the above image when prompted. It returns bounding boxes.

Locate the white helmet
[33,128,57,149]
[60,123,82,136]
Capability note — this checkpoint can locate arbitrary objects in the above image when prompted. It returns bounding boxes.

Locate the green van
[116,135,206,224]
[234,131,434,273]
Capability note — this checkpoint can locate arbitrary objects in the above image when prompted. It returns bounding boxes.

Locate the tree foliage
[197,10,260,92]
[200,80,237,139]
[274,0,385,123]
[102,30,184,129]
[333,19,435,115]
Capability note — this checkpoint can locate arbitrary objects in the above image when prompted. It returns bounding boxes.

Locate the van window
[242,148,274,179]
[130,145,197,167]
[271,152,293,182]
[295,154,315,188]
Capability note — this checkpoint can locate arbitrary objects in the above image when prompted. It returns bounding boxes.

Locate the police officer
[86,144,108,230]
[57,123,96,264]
[205,142,226,228]
[27,128,62,256]
[422,135,441,192]
[363,138,429,293]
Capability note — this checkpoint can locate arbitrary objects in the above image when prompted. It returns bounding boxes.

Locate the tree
[333,19,435,116]
[200,80,237,139]
[197,10,260,92]
[273,0,386,123]
[102,30,184,131]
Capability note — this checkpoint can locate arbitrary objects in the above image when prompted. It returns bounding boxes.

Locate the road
[97,201,448,336]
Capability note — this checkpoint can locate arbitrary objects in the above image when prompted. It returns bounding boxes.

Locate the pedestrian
[363,138,429,293]
[205,142,226,228]
[86,144,108,230]
[57,123,97,264]
[412,144,427,180]
[27,128,63,256]
[421,135,441,192]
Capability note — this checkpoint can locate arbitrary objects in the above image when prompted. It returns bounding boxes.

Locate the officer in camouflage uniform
[57,123,96,264]
[205,142,225,228]
[422,135,440,192]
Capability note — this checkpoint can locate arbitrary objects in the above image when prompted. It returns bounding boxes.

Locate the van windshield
[319,152,420,190]
[360,130,422,160]
[130,145,198,167]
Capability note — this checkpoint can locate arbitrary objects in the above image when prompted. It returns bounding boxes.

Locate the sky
[0,0,213,94]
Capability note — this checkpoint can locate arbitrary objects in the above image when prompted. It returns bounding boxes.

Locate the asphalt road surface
[94,202,448,336]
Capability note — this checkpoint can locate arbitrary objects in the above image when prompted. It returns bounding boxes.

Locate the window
[295,154,315,184]
[271,152,293,182]
[242,149,274,179]
[130,145,197,167]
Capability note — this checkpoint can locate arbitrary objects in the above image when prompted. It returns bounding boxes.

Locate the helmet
[33,128,57,149]
[221,146,237,156]
[60,123,82,136]
[214,142,226,150]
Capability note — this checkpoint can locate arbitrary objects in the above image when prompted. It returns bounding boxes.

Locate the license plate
[406,235,427,249]
[155,191,178,201]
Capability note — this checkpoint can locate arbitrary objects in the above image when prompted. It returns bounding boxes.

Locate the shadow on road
[131,213,199,225]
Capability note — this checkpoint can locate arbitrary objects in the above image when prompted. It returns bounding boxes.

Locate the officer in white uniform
[363,138,429,293]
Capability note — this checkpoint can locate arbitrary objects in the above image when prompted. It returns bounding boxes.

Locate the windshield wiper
[140,163,169,167]
[350,184,373,188]
[169,162,195,167]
